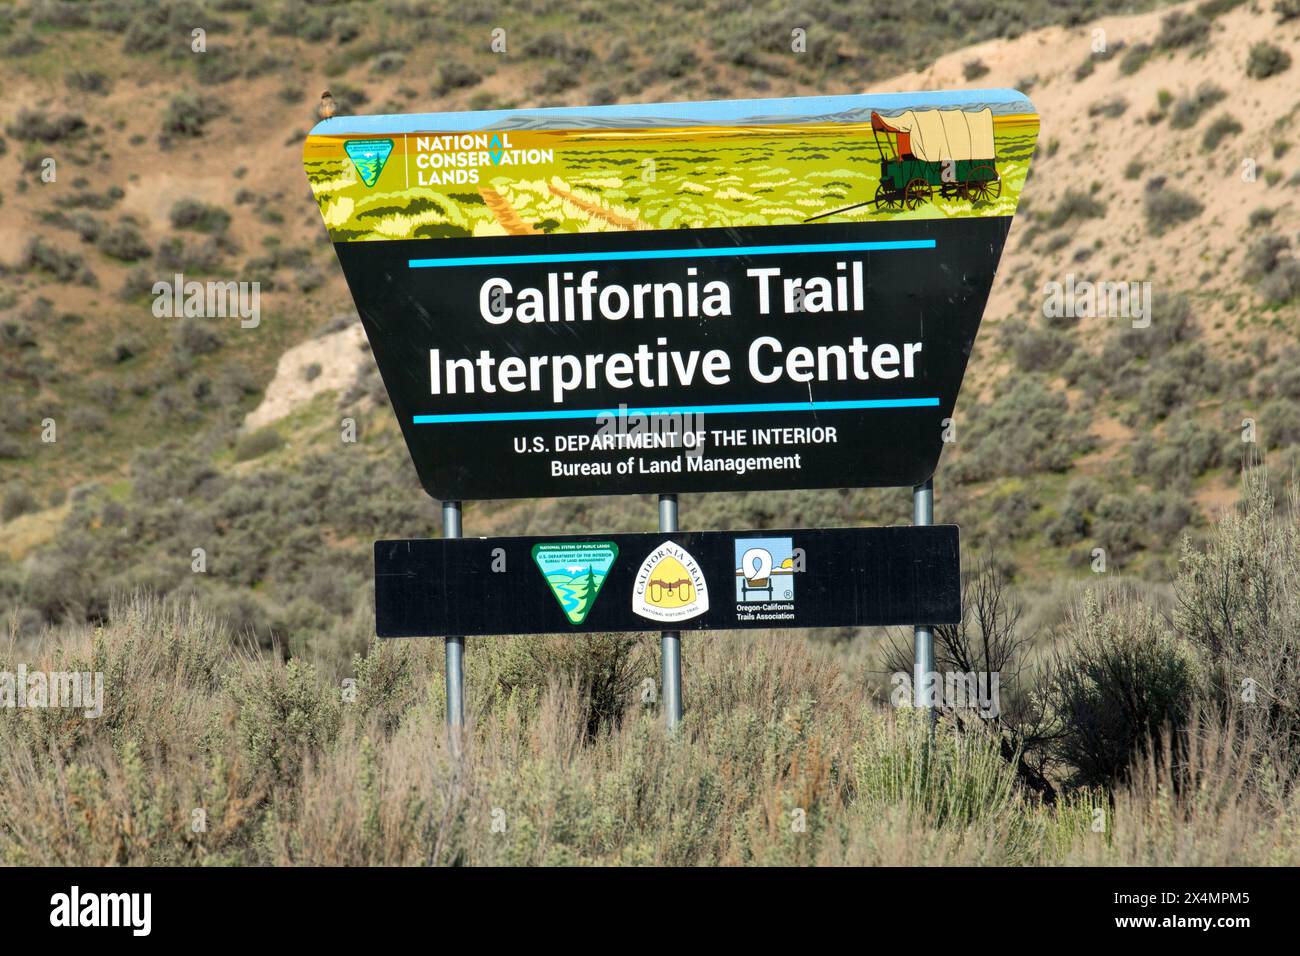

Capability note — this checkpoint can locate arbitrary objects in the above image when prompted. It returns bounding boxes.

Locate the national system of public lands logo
[532,542,618,625]
[344,139,393,187]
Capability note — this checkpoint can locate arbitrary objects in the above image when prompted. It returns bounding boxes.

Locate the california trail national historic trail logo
[343,138,393,187]
[632,542,709,623]
[735,537,796,603]
[532,542,618,625]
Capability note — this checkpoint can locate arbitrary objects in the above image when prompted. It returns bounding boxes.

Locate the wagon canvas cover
[873,108,996,162]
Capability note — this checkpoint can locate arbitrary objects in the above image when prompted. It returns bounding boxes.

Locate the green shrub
[1000,318,1071,372]
[1176,473,1300,768]
[1088,97,1127,119]
[432,61,480,96]
[1047,587,1200,788]
[226,658,343,783]
[658,42,699,79]
[65,70,111,95]
[156,235,227,272]
[174,316,223,356]
[169,199,231,233]
[534,66,578,95]
[117,267,156,301]
[333,12,362,43]
[5,110,85,142]
[1243,234,1290,279]
[1256,398,1300,449]
[1169,83,1226,128]
[32,0,93,28]
[162,92,222,138]
[233,427,284,462]
[851,711,1021,831]
[97,221,151,262]
[326,84,369,116]
[1144,179,1203,235]
[1201,115,1242,150]
[1246,42,1291,79]
[43,209,101,242]
[1118,42,1152,75]
[1243,235,1300,304]
[370,51,406,75]
[123,14,172,55]
[1248,207,1276,229]
[495,633,650,739]
[54,186,122,211]
[196,51,241,86]
[1046,480,1100,547]
[950,375,1095,483]
[1155,11,1210,50]
[22,237,95,285]
[1258,262,1300,305]
[1195,0,1245,15]
[1133,416,1222,485]
[1043,188,1105,230]
[2,484,39,523]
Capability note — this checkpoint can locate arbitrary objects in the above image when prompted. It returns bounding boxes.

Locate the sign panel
[374,526,960,637]
[305,91,1037,500]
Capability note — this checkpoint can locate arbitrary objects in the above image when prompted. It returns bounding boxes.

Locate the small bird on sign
[318,90,337,120]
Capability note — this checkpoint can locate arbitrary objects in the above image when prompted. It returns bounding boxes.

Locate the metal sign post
[658,494,683,731]
[442,500,465,741]
[912,478,935,724]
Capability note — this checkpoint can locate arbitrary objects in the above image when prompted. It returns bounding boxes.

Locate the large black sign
[375,525,960,637]
[337,216,1007,500]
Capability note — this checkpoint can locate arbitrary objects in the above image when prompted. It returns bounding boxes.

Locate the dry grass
[2,582,1296,865]
[4,472,1295,865]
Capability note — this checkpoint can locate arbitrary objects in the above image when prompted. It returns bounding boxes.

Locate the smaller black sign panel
[375,526,959,637]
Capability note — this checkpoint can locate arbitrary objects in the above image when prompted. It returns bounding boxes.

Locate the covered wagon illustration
[870,108,1001,208]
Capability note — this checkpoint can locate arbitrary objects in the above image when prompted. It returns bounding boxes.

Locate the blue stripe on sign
[408,239,935,269]
[413,397,940,424]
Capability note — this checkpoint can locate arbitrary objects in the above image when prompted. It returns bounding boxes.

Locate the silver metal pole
[442,500,465,737]
[912,478,934,721]
[658,494,683,730]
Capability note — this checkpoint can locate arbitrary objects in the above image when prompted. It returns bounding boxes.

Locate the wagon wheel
[966,167,1002,204]
[875,183,903,211]
[903,178,931,209]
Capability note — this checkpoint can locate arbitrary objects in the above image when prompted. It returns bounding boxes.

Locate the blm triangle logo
[343,138,393,187]
[532,542,618,625]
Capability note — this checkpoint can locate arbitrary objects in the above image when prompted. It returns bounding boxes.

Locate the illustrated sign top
[304,90,1037,501]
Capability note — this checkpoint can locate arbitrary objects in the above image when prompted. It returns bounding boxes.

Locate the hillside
[0,0,1298,657]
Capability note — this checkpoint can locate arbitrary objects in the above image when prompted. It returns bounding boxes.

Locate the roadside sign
[305,90,1039,732]
[375,526,960,637]
[305,90,1037,500]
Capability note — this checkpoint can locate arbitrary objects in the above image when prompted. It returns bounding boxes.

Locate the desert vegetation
[1,473,1296,865]
[1,0,1298,866]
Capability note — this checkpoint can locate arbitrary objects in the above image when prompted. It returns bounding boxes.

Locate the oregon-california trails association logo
[632,541,709,623]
